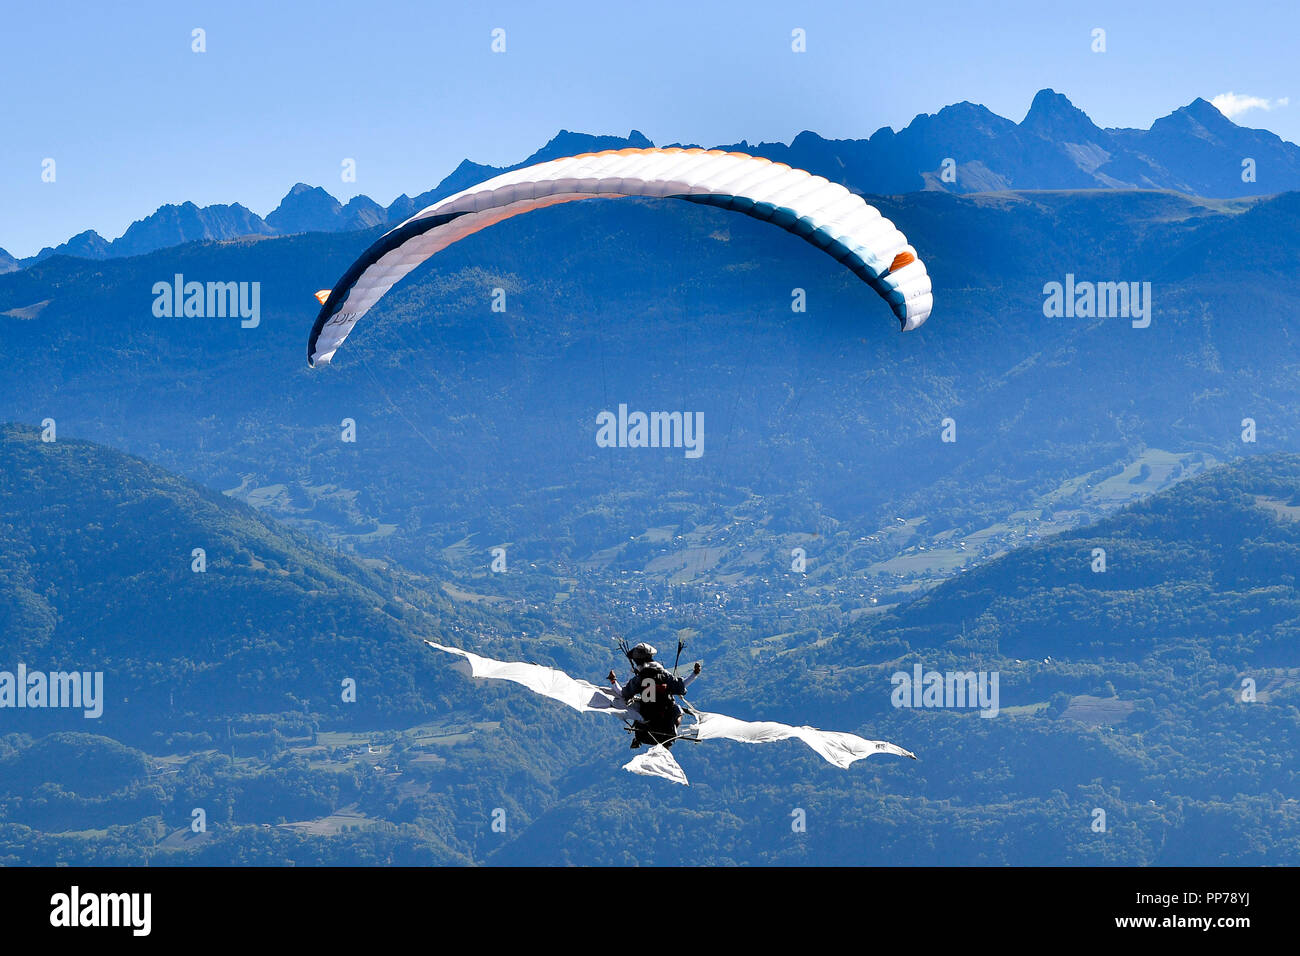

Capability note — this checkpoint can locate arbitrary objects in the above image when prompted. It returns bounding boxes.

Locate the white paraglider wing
[309,147,933,366]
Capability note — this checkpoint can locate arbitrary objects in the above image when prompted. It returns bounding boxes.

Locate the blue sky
[2,0,1295,258]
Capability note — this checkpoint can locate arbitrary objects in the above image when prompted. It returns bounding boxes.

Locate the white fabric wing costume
[425,641,915,785]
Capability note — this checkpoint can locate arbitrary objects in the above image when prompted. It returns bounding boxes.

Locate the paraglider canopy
[308,148,933,366]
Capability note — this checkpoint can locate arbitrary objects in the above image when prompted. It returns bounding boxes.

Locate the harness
[617,637,699,748]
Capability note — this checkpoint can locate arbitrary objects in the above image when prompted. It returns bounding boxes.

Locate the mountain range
[5,90,1298,269]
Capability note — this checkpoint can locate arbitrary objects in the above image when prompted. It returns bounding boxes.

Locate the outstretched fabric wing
[423,641,915,785]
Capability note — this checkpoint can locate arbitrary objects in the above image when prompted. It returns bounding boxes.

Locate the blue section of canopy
[672,193,906,322]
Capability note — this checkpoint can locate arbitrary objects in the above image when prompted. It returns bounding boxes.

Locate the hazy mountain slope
[0,424,483,736]
[824,452,1300,668]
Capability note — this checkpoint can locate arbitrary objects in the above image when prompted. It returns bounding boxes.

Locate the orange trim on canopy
[889,251,916,271]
